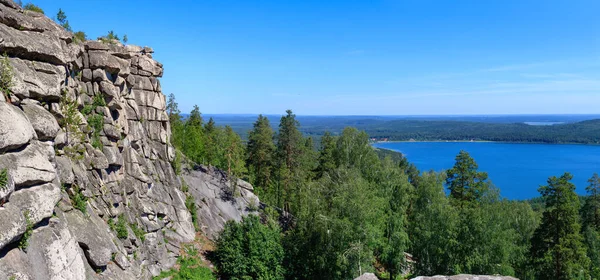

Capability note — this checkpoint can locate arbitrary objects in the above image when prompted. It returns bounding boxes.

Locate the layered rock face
[0,1,259,279]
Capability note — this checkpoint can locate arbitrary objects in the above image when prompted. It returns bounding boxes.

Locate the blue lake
[372,142,600,199]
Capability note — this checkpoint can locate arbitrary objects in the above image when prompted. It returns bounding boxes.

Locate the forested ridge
[167,94,600,279]
[204,115,600,144]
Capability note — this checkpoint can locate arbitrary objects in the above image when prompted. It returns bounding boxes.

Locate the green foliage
[446,150,490,207]
[181,180,189,193]
[172,149,183,175]
[529,173,590,280]
[69,185,87,214]
[59,91,85,154]
[216,215,285,280]
[315,131,336,178]
[153,246,215,280]
[185,195,199,231]
[73,31,87,43]
[98,30,123,44]
[108,218,116,231]
[116,215,128,239]
[19,210,33,249]
[224,125,247,178]
[379,157,413,280]
[130,222,146,242]
[0,53,14,99]
[247,114,276,199]
[123,34,128,44]
[87,112,104,150]
[0,168,8,191]
[23,3,44,14]
[81,104,94,116]
[56,8,72,32]
[275,110,309,212]
[410,171,458,276]
[93,93,106,107]
[165,106,600,279]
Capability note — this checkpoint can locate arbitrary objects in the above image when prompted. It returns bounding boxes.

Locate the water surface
[373,142,600,199]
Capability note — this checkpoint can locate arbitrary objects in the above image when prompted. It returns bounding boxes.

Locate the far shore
[371,140,600,146]
[373,140,495,143]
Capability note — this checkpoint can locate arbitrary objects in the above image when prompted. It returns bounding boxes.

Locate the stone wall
[0,0,258,279]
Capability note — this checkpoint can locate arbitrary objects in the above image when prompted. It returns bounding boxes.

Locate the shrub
[185,195,199,231]
[92,93,106,107]
[130,222,146,242]
[23,3,44,14]
[116,214,128,239]
[0,169,8,191]
[172,150,183,175]
[18,210,33,249]
[73,31,87,43]
[98,30,123,45]
[70,185,87,214]
[81,105,94,116]
[0,53,13,99]
[59,91,84,147]
[87,113,104,149]
[181,180,189,193]
[152,245,216,280]
[215,215,285,280]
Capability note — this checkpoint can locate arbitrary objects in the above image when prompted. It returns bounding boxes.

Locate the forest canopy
[167,94,600,279]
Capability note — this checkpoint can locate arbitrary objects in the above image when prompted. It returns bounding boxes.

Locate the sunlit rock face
[0,0,259,278]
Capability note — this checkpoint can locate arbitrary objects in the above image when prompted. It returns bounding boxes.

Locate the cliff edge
[0,1,258,279]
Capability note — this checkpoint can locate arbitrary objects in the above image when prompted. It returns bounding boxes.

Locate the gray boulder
[0,204,27,250]
[0,140,56,188]
[21,100,60,140]
[8,182,61,223]
[355,273,379,280]
[8,57,66,101]
[0,101,36,152]
[0,23,70,65]
[55,156,75,184]
[63,210,117,268]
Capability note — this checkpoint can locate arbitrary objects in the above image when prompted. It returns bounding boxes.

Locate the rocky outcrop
[410,275,519,280]
[354,273,379,280]
[183,164,260,239]
[0,0,259,279]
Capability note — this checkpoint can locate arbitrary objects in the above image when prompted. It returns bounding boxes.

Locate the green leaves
[446,150,490,207]
[216,215,285,280]
[530,173,590,280]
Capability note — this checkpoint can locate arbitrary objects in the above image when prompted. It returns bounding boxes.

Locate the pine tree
[276,110,304,211]
[446,151,489,207]
[56,8,72,32]
[246,115,276,203]
[583,173,600,229]
[315,131,337,179]
[183,105,205,164]
[166,93,184,149]
[203,117,217,164]
[530,173,590,280]
[224,125,246,178]
[582,173,600,279]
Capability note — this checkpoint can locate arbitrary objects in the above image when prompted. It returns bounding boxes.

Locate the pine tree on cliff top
[530,173,590,280]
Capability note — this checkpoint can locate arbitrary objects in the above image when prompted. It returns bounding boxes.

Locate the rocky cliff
[0,0,258,279]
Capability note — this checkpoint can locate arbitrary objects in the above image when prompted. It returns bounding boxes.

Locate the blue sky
[37,0,599,115]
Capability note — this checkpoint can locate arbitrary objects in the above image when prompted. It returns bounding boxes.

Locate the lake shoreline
[372,141,600,199]
[373,140,600,146]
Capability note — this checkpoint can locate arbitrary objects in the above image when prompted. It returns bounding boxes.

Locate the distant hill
[199,114,600,144]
